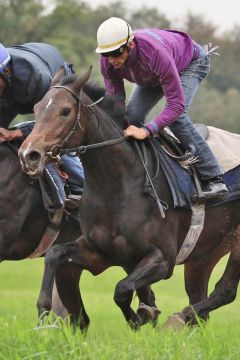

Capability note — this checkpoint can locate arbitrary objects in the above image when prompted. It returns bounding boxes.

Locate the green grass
[0,257,240,359]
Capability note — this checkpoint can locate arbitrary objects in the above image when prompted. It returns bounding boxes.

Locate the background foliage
[1,0,240,131]
[0,0,240,132]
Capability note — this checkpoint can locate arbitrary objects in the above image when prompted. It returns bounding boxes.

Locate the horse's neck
[81,130,163,201]
[80,108,168,199]
[86,106,122,143]
[81,113,136,188]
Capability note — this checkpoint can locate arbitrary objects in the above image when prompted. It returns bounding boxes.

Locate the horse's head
[19,66,92,177]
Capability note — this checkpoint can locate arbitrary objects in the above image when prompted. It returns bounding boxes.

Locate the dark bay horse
[1,141,161,331]
[0,141,90,329]
[18,67,240,329]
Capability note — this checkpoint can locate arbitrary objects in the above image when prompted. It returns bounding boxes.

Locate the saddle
[154,125,206,205]
[156,124,240,208]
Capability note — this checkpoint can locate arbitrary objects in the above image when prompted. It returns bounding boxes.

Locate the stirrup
[65,194,82,209]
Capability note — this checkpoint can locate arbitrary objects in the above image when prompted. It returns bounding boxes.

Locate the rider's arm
[0,128,23,142]
[100,58,126,110]
[144,48,185,136]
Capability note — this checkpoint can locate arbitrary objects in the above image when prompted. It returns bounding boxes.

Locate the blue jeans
[127,48,223,180]
[61,154,84,195]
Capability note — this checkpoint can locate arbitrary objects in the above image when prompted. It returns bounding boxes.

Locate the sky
[87,0,240,33]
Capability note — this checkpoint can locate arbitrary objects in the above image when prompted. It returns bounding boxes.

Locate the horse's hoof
[161,314,185,331]
[137,303,161,325]
[37,309,50,325]
[128,314,142,331]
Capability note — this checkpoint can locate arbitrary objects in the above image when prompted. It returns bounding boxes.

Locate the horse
[0,141,91,330]
[1,141,168,332]
[18,67,240,329]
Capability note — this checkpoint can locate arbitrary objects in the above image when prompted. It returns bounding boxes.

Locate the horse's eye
[61,107,71,117]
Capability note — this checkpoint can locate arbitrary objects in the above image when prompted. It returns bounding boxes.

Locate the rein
[58,136,126,155]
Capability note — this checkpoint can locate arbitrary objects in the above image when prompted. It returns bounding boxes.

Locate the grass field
[0,256,240,359]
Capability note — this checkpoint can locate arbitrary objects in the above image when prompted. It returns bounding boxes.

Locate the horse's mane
[60,74,128,129]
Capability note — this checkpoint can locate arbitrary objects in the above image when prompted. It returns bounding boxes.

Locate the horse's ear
[73,66,93,93]
[50,66,66,87]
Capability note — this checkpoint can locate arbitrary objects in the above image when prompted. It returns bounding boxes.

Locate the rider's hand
[0,128,23,142]
[124,125,150,140]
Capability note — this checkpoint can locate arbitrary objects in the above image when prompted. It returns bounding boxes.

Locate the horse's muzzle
[18,148,45,177]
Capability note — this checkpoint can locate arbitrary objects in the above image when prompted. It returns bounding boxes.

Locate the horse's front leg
[37,236,111,326]
[114,247,173,330]
[123,266,161,326]
[135,286,161,326]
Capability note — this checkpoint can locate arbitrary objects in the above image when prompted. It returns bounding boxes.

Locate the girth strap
[134,140,167,218]
[27,224,60,259]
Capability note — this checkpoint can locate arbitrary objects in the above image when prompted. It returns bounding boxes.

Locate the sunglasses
[101,46,125,58]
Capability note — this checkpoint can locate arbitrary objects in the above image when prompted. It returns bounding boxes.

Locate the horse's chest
[86,225,134,262]
[87,225,113,254]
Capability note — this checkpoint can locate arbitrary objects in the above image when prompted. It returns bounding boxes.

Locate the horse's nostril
[28,150,41,162]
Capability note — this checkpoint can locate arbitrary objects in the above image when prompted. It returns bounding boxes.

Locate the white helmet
[96,17,134,54]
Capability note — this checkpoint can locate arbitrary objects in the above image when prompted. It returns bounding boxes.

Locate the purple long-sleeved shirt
[100,29,200,135]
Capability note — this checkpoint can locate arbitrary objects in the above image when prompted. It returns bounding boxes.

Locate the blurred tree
[90,1,127,35]
[129,7,171,29]
[210,28,240,92]
[0,0,44,45]
[0,0,239,132]
[190,83,240,132]
[35,0,96,69]
[183,13,240,93]
[184,12,217,43]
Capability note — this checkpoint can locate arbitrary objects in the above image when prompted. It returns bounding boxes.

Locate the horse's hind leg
[54,264,90,332]
[184,242,228,322]
[179,230,240,325]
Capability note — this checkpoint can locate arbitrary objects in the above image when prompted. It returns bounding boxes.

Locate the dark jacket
[0,42,65,128]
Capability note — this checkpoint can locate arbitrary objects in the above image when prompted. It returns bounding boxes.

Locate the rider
[0,42,83,208]
[95,17,228,199]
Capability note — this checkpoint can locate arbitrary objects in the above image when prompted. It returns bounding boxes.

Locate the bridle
[46,84,126,159]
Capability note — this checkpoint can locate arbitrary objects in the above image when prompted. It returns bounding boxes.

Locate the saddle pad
[152,138,240,209]
[207,164,240,208]
[151,138,196,208]
[206,126,240,173]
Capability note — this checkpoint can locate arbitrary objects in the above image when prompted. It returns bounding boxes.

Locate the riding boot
[202,176,228,199]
